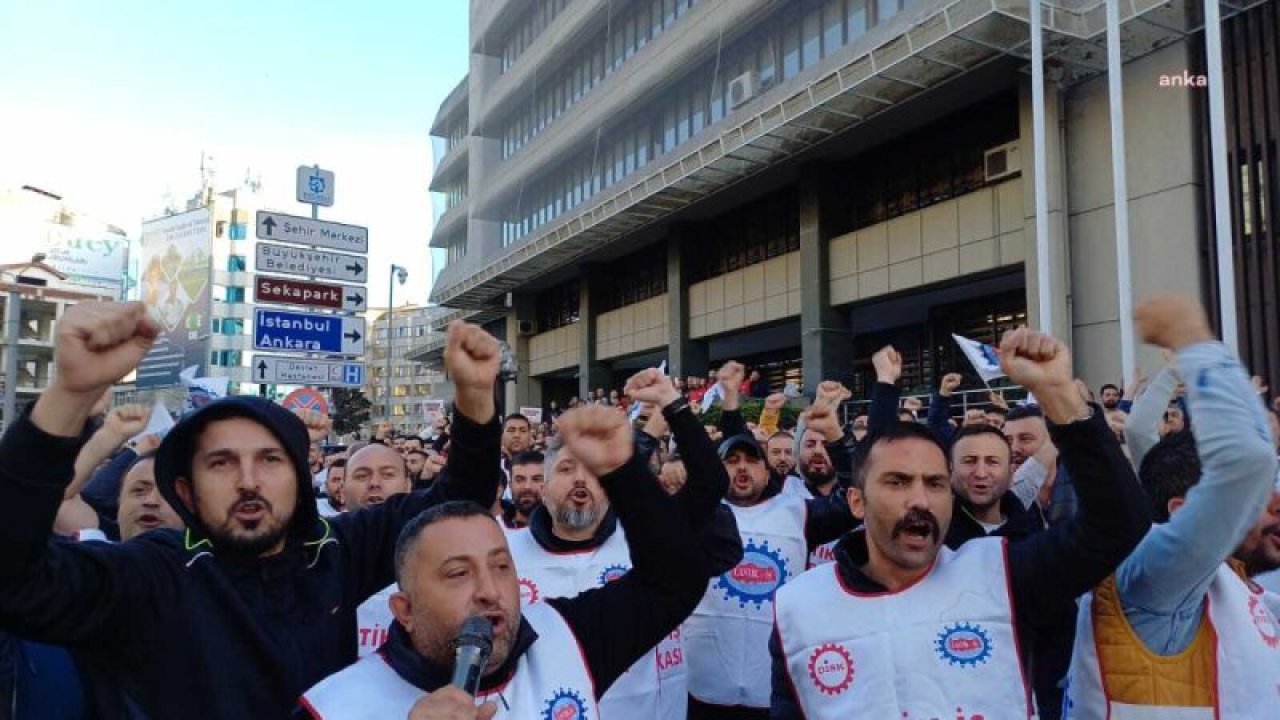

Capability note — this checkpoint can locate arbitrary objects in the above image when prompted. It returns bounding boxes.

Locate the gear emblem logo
[598,564,629,585]
[807,642,854,696]
[715,538,789,608]
[1249,594,1279,649]
[542,688,589,720]
[935,622,993,667]
[518,577,540,605]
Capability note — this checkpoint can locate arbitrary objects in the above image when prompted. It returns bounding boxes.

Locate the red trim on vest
[298,695,322,719]
[773,598,812,720]
[833,550,938,597]
[547,603,600,702]
[999,538,1034,717]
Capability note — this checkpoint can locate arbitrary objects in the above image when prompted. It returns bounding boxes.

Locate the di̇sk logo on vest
[807,642,854,696]
[597,564,629,585]
[934,622,993,668]
[541,688,589,720]
[519,578,540,604]
[716,539,789,608]
[1248,594,1280,649]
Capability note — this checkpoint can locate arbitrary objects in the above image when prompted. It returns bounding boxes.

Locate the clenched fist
[939,373,963,397]
[804,402,843,443]
[815,381,851,409]
[292,408,332,444]
[556,405,635,478]
[764,393,788,412]
[872,346,903,385]
[624,368,680,408]
[999,327,1085,424]
[444,320,501,423]
[102,404,153,444]
[717,361,745,394]
[34,302,160,436]
[1134,294,1213,351]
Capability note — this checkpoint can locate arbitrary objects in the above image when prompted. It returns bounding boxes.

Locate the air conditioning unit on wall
[984,142,1021,182]
[517,319,538,336]
[728,70,759,109]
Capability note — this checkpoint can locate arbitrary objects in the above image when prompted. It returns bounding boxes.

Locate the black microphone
[450,615,494,696]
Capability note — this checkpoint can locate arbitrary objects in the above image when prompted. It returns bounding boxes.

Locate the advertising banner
[136,208,213,388]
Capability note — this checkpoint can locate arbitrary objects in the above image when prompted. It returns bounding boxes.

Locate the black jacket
[0,397,500,719]
[298,427,725,712]
[944,490,1048,550]
[769,406,1151,718]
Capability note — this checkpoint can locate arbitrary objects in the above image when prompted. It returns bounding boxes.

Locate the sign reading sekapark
[255,275,367,313]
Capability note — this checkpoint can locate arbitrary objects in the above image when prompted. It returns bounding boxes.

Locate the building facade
[367,305,452,435]
[420,0,1279,410]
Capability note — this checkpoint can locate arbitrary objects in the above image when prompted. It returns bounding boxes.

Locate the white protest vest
[355,584,395,657]
[775,537,1030,719]
[507,526,687,720]
[302,602,598,720]
[684,494,808,708]
[1065,564,1280,720]
[808,538,838,568]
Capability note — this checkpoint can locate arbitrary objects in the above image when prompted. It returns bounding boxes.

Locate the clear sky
[0,0,470,306]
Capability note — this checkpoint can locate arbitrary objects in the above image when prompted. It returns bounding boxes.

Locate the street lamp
[3,252,49,430]
[385,264,408,425]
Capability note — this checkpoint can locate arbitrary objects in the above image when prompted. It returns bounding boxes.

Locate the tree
[330,388,372,437]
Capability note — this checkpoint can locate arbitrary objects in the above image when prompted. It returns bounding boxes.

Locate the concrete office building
[420,0,1280,410]
[368,305,452,435]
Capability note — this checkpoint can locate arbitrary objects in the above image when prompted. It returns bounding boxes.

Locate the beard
[555,505,601,532]
[801,462,836,487]
[196,492,292,556]
[513,490,541,515]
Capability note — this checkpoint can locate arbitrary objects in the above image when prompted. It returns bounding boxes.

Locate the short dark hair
[1139,431,1201,523]
[949,424,1011,461]
[402,436,424,447]
[503,413,531,428]
[1005,405,1044,423]
[510,450,545,468]
[854,422,949,489]
[986,406,1009,418]
[328,458,347,469]
[767,431,794,443]
[395,501,497,587]
[1100,383,1121,395]
[405,449,428,459]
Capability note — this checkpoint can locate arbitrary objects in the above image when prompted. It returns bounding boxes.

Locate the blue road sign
[253,309,365,355]
[343,363,364,386]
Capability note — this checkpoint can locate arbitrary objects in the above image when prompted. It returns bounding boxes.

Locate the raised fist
[815,381,851,408]
[444,320,501,392]
[556,405,635,478]
[872,346,903,385]
[717,361,745,394]
[805,402,843,443]
[1134,294,1213,351]
[52,302,159,399]
[131,433,163,455]
[998,327,1074,392]
[102,403,153,443]
[764,393,788,411]
[902,396,924,413]
[939,373,963,397]
[624,368,680,408]
[292,408,332,444]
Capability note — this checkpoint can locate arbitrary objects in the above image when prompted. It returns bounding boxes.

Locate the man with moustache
[685,387,857,720]
[0,302,502,718]
[504,368,740,720]
[299,403,725,720]
[765,431,796,479]
[769,326,1150,719]
[1064,295,1280,718]
[317,458,346,517]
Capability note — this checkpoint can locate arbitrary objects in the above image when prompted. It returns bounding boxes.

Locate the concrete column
[799,172,854,394]
[578,269,611,399]
[665,230,708,379]
[1019,81,1073,346]
[507,293,542,414]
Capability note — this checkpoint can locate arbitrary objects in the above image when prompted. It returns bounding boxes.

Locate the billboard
[136,208,213,389]
[39,227,129,295]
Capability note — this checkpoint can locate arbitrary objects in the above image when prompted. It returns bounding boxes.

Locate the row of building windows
[447,234,467,264]
[500,0,701,159]
[536,279,581,332]
[598,246,668,312]
[685,190,801,284]
[499,0,572,74]
[499,0,906,248]
[444,119,467,153]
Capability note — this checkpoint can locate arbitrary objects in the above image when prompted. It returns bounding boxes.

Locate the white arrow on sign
[255,242,368,283]
[256,210,368,254]
[253,355,365,388]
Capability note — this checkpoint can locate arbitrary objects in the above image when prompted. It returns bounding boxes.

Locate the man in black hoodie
[0,301,502,718]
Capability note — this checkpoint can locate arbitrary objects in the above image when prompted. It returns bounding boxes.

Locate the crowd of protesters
[0,293,1277,719]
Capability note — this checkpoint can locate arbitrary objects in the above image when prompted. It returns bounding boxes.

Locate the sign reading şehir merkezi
[254,308,365,355]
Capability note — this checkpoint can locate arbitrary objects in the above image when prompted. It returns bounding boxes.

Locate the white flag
[952,334,1006,384]
[179,366,230,414]
[128,399,175,445]
[699,382,723,414]
[629,361,669,422]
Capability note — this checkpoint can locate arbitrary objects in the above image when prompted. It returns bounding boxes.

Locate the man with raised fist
[0,304,501,719]
[770,326,1150,719]
[299,402,722,720]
